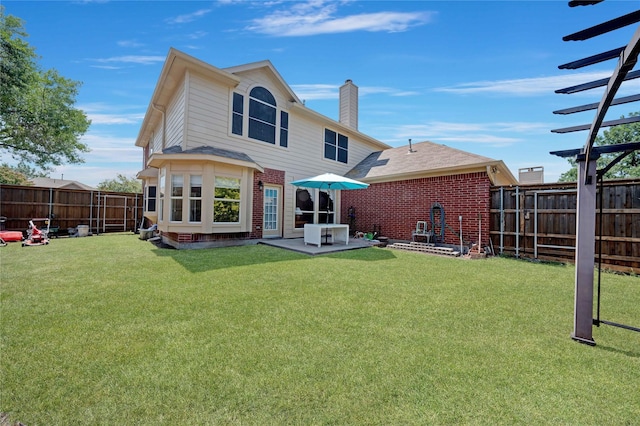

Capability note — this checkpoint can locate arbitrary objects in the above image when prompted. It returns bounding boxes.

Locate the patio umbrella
[290,172,369,191]
[290,173,369,243]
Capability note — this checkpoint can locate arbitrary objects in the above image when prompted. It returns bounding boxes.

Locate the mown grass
[1,234,638,425]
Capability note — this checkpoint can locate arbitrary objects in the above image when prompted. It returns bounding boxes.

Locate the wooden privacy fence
[490,179,640,273]
[0,184,143,236]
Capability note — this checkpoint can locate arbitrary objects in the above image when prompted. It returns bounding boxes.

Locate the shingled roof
[345,141,517,185]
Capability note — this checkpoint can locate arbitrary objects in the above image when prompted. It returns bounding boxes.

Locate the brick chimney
[339,79,358,130]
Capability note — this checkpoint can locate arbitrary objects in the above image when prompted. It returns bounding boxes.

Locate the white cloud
[117,40,145,48]
[246,1,435,36]
[187,30,209,39]
[166,8,212,25]
[81,133,137,153]
[93,55,165,65]
[290,83,418,101]
[389,121,553,147]
[87,113,144,125]
[434,72,614,96]
[80,103,145,125]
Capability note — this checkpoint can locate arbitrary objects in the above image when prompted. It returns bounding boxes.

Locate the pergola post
[571,157,598,345]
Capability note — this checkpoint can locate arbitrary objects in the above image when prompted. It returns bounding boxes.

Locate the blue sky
[4,0,639,186]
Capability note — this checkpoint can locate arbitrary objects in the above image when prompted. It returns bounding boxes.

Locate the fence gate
[99,194,130,233]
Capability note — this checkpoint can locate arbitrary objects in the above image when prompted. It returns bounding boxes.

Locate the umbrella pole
[325,184,331,244]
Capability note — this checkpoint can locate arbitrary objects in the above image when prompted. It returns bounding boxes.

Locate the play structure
[551,2,640,344]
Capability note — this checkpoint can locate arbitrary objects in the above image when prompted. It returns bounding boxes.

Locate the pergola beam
[551,115,640,133]
[552,93,640,115]
[563,10,640,41]
[558,46,625,70]
[554,69,640,94]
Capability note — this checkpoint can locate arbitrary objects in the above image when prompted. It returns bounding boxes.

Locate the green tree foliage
[0,161,48,184]
[0,8,91,171]
[0,164,31,185]
[97,174,142,193]
[559,112,640,182]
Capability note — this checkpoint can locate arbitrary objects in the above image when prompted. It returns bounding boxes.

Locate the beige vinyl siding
[185,72,230,148]
[165,64,388,238]
[165,79,186,149]
[151,128,163,155]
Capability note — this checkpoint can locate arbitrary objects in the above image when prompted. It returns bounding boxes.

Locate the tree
[559,112,640,182]
[98,174,142,193]
[0,164,31,185]
[0,161,48,184]
[0,8,91,171]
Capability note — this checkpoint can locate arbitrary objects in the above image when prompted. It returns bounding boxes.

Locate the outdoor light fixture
[258,180,264,191]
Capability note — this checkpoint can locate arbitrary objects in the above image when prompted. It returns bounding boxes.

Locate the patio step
[387,241,460,257]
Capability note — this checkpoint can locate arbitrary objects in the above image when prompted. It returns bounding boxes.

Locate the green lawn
[1,234,638,425]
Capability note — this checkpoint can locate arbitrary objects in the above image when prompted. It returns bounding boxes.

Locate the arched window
[249,87,277,144]
[232,86,288,147]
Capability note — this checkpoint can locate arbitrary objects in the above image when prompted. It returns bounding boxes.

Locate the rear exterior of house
[135,48,390,248]
[341,141,517,249]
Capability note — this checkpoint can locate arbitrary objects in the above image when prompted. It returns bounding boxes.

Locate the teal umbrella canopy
[290,173,369,190]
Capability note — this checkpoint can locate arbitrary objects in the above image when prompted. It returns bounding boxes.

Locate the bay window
[189,175,202,222]
[214,176,241,223]
[170,174,183,222]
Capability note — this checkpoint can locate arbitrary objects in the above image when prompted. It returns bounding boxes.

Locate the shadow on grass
[150,243,395,273]
[326,247,397,261]
[595,344,640,358]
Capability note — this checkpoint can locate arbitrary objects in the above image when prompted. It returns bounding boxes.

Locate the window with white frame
[295,188,314,228]
[213,176,241,223]
[189,175,202,222]
[170,174,183,222]
[146,185,156,212]
[159,169,165,222]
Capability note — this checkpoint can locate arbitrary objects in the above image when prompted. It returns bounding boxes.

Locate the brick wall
[251,168,285,239]
[340,172,492,247]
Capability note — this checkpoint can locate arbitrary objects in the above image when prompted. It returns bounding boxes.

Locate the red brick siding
[163,231,251,244]
[340,172,492,246]
[250,168,285,239]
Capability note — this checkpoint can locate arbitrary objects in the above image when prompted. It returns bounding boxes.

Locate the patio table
[304,224,349,247]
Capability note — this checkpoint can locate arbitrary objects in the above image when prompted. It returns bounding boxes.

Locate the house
[30,177,96,191]
[135,48,390,248]
[342,140,516,247]
[135,48,517,249]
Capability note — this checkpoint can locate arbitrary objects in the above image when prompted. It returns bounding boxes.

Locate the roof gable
[31,177,96,191]
[223,60,301,104]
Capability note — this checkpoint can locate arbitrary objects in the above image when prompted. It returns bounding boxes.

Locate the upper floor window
[249,87,276,144]
[232,93,243,136]
[232,87,288,147]
[324,129,348,164]
[280,111,289,148]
